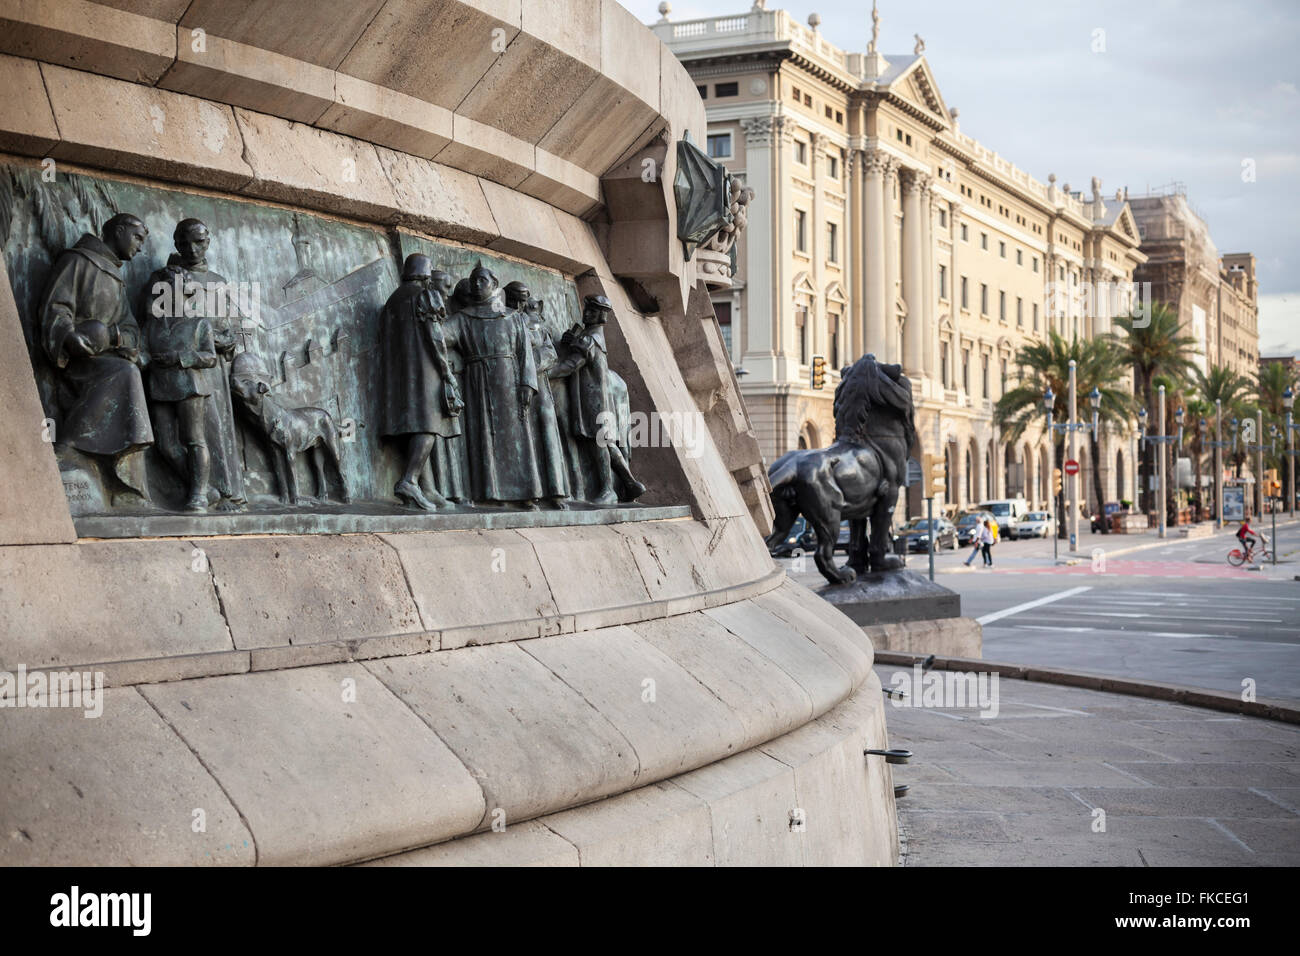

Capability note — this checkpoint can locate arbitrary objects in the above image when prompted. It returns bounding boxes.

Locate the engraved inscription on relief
[0,164,645,522]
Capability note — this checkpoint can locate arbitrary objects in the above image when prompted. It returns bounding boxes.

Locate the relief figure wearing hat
[142,218,246,512]
[549,295,646,505]
[38,213,154,501]
[441,262,548,507]
[378,253,465,510]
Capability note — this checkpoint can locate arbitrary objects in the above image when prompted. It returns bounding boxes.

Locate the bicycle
[1227,539,1273,566]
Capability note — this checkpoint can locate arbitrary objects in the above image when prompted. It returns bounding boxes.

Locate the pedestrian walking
[981,518,994,567]
[964,519,988,567]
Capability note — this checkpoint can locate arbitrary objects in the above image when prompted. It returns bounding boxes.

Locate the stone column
[901,169,925,376]
[949,202,962,388]
[920,175,936,380]
[810,132,827,358]
[862,150,888,357]
[882,159,900,364]
[740,116,778,373]
[846,150,862,360]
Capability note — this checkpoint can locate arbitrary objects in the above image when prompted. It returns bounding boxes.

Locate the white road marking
[976,586,1092,625]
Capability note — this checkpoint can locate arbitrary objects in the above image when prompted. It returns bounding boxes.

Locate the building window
[804,93,812,107]
[1001,358,1008,395]
[715,82,738,97]
[796,307,808,365]
[791,85,801,102]
[960,276,969,310]
[982,353,990,397]
[939,264,948,300]
[980,283,988,315]
[1016,296,1023,327]
[824,105,833,119]
[981,232,988,250]
[896,128,903,142]
[795,209,807,252]
[1016,248,1023,266]
[706,132,732,159]
[795,140,807,164]
[715,301,733,357]
[999,290,1007,321]
[1033,303,1039,331]
[696,85,707,99]
[828,313,840,368]
[999,240,1006,258]
[1059,264,1065,280]
[835,110,843,124]
[962,349,970,392]
[827,222,839,263]
[940,341,950,388]
[960,223,969,242]
[1033,257,1039,273]
[827,155,838,179]
[938,208,947,228]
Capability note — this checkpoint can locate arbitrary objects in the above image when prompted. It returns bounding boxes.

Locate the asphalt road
[782,517,1300,703]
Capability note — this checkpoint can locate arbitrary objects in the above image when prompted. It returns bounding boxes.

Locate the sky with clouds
[630,0,1300,357]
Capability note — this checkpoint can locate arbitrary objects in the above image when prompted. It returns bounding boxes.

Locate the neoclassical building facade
[653,4,1149,517]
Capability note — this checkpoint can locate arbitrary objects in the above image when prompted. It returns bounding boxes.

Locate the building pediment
[877,56,951,128]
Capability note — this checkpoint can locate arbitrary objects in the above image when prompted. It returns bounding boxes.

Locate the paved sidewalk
[876,663,1300,866]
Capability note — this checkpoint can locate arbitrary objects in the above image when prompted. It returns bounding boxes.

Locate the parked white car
[977,498,1031,536]
[1016,511,1054,538]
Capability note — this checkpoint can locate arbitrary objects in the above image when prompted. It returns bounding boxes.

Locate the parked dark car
[899,517,958,552]
[955,510,994,547]
[769,516,817,557]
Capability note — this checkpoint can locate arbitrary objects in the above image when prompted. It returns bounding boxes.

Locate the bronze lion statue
[766,354,916,585]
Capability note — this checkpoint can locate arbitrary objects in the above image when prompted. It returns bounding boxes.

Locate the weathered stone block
[362,819,578,866]
[0,687,254,866]
[322,74,454,159]
[0,540,232,670]
[142,663,486,866]
[516,525,650,616]
[159,29,335,123]
[199,535,423,650]
[541,781,714,866]
[0,257,75,545]
[522,624,751,780]
[233,108,397,222]
[0,0,176,84]
[0,53,60,157]
[374,147,499,246]
[42,63,253,191]
[377,529,559,647]
[366,643,639,825]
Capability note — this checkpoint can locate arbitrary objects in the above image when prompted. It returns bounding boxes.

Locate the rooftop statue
[766,353,917,585]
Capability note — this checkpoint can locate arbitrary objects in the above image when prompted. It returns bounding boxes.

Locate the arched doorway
[798,421,819,451]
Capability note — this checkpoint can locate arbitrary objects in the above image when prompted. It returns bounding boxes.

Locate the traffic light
[923,453,947,497]
[810,355,826,390]
[932,456,948,497]
[1053,467,1063,495]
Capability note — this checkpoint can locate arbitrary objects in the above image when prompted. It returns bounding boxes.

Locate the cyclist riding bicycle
[1237,518,1262,558]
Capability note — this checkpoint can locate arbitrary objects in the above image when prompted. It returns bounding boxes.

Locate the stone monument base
[817,569,961,624]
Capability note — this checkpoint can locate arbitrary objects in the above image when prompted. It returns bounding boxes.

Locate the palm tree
[996,330,1136,536]
[1191,364,1254,520]
[1114,304,1200,515]
[1255,361,1299,505]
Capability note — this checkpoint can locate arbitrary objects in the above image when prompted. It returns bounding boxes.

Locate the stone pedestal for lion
[0,2,897,865]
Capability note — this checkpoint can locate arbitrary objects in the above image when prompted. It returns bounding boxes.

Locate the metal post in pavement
[927,495,935,583]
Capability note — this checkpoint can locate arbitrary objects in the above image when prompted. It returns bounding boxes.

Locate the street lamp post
[1137,384,1183,538]
[1283,387,1298,517]
[1042,360,1101,554]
